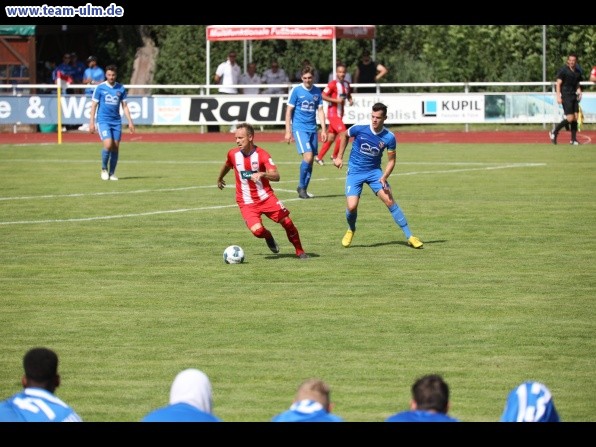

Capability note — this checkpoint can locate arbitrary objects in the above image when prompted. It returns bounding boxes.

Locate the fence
[1,82,594,131]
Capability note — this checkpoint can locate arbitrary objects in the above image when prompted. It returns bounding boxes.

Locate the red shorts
[327,116,347,135]
[239,194,290,228]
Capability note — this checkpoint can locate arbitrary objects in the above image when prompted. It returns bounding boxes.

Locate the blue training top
[287,84,324,133]
[92,80,128,125]
[346,123,396,174]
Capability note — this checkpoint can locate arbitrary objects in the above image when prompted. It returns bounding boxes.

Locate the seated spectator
[240,62,261,95]
[261,60,289,95]
[70,52,86,85]
[385,374,459,422]
[271,378,344,422]
[141,368,222,422]
[500,381,560,422]
[0,347,83,422]
[52,52,76,87]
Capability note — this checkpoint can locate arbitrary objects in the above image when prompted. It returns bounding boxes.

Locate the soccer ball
[223,245,245,264]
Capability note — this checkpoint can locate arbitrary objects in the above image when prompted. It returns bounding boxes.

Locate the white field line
[0,162,545,226]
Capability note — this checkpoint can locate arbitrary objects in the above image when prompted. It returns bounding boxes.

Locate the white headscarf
[168,368,213,414]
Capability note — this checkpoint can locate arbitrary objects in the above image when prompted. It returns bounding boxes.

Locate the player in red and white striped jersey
[317,63,353,164]
[217,123,308,259]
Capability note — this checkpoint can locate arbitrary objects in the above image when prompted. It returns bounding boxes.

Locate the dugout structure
[205,25,376,92]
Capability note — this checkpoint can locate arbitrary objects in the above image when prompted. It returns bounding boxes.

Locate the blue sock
[389,203,412,238]
[304,162,313,189]
[109,151,119,175]
[101,149,109,170]
[346,209,357,232]
[299,160,311,189]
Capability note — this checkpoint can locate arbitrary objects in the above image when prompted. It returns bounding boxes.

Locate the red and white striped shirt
[323,79,351,119]
[225,146,276,205]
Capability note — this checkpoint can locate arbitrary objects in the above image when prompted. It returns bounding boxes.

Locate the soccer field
[0,140,594,422]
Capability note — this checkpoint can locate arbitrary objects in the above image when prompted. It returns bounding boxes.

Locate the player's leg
[331,119,347,160]
[108,126,121,180]
[294,131,315,198]
[342,174,362,247]
[97,122,112,180]
[374,178,423,248]
[318,117,340,162]
[242,204,279,253]
[317,133,335,163]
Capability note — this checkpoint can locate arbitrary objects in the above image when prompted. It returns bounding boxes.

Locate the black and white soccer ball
[223,245,245,264]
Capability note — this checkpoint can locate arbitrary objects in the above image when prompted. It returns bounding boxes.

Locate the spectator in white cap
[141,368,222,422]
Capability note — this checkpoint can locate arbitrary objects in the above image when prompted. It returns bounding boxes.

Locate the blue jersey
[272,399,344,422]
[346,123,396,174]
[287,84,324,133]
[386,410,459,422]
[500,381,560,422]
[0,387,82,422]
[92,81,128,125]
[141,402,221,422]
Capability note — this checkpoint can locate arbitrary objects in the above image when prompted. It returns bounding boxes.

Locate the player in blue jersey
[141,368,222,422]
[385,374,459,422]
[284,65,327,199]
[89,64,135,181]
[272,378,343,422]
[500,381,560,422]
[334,102,423,249]
[0,347,82,422]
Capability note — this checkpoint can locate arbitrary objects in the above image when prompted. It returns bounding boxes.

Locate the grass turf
[0,140,594,422]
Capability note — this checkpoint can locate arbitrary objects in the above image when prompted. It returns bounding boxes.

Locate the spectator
[353,50,388,93]
[214,51,241,94]
[294,59,320,84]
[500,381,560,422]
[272,378,344,422]
[328,61,352,83]
[217,123,309,259]
[89,64,135,181]
[261,60,289,95]
[589,65,596,82]
[78,55,105,132]
[141,368,222,422]
[211,51,241,132]
[52,52,75,91]
[69,52,86,85]
[385,374,459,422]
[317,62,353,165]
[239,62,261,95]
[334,102,423,249]
[284,64,327,199]
[0,347,83,422]
[549,52,583,145]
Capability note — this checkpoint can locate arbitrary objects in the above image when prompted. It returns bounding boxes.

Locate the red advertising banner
[206,25,338,41]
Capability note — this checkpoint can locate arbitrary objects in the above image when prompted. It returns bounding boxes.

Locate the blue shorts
[292,130,319,156]
[97,122,122,142]
[345,168,389,197]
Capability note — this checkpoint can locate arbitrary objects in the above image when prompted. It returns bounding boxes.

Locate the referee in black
[550,53,583,145]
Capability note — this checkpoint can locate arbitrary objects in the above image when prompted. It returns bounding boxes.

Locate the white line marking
[0,163,545,226]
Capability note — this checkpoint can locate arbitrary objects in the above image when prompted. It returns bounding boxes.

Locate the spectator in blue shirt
[0,347,82,422]
[385,374,459,422]
[500,381,560,422]
[272,378,344,422]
